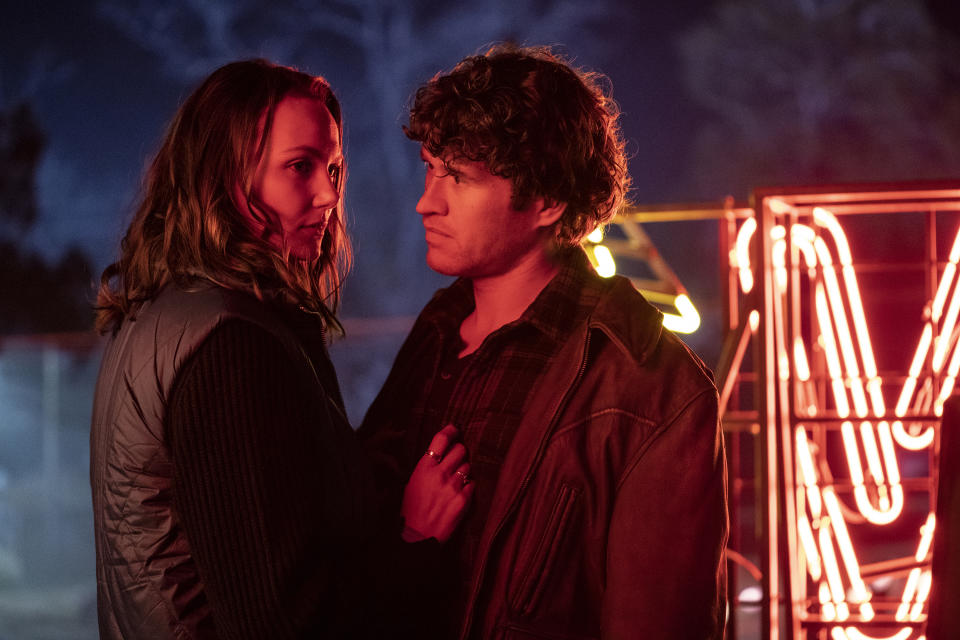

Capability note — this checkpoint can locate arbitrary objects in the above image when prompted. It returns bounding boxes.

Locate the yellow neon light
[586,227,604,244]
[591,245,616,278]
[662,294,701,334]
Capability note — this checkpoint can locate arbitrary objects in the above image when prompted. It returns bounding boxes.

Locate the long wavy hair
[405,44,630,245]
[95,59,351,335]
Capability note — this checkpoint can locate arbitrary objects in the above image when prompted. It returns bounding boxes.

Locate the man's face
[416,146,547,279]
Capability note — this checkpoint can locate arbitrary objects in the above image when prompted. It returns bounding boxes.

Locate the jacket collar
[416,247,665,361]
[588,275,664,366]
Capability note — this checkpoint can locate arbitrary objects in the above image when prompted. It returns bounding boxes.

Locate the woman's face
[242,95,343,261]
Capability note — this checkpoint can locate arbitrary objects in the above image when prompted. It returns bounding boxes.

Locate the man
[360,44,727,639]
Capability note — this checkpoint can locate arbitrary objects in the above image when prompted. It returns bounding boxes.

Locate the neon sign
[731,193,954,639]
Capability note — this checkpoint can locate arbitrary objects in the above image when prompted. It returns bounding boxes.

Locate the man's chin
[425,254,463,277]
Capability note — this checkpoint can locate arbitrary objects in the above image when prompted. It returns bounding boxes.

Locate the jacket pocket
[510,482,581,617]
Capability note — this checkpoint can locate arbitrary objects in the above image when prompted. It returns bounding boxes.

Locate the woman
[90,60,471,639]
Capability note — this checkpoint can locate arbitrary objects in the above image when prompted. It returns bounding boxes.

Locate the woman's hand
[400,424,474,543]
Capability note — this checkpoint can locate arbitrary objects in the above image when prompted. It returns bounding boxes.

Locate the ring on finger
[425,449,443,463]
[455,470,470,486]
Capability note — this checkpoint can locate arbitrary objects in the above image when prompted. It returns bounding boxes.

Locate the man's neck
[459,248,560,356]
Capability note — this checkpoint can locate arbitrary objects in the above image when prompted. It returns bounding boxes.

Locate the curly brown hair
[404,44,630,245]
[94,59,351,335]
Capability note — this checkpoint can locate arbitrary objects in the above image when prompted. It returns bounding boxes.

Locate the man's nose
[416,176,443,217]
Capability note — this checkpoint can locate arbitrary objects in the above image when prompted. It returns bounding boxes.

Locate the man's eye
[428,164,460,184]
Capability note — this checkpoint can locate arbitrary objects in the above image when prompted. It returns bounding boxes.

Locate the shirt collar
[518,246,607,346]
[420,246,608,348]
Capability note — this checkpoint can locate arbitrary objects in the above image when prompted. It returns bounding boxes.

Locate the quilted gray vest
[89,286,317,640]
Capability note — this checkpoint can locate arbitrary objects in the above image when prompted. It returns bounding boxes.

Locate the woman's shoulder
[149,284,269,322]
[113,284,306,386]
[139,284,294,344]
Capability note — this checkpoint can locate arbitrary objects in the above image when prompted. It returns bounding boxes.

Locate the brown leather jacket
[365,269,728,639]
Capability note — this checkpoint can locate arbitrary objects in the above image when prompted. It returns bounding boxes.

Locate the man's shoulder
[586,276,715,395]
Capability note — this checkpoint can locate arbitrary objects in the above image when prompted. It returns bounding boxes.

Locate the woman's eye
[328,164,342,182]
[289,159,313,174]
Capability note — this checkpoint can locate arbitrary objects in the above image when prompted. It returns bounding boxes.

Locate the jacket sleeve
[166,320,345,639]
[602,388,728,640]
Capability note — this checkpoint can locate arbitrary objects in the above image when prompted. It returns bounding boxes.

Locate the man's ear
[534,200,566,229]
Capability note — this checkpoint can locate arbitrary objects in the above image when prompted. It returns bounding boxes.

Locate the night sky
[3,0,960,364]
[2,0,713,274]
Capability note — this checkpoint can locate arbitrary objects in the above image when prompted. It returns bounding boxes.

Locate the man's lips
[423,225,450,238]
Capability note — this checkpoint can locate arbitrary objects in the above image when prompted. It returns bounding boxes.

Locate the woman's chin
[286,242,323,262]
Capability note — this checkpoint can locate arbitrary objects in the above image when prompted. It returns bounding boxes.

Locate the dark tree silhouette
[0,104,44,232]
[677,0,960,199]
[0,103,94,335]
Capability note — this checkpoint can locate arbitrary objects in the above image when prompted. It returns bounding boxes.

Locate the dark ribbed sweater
[165,318,356,639]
